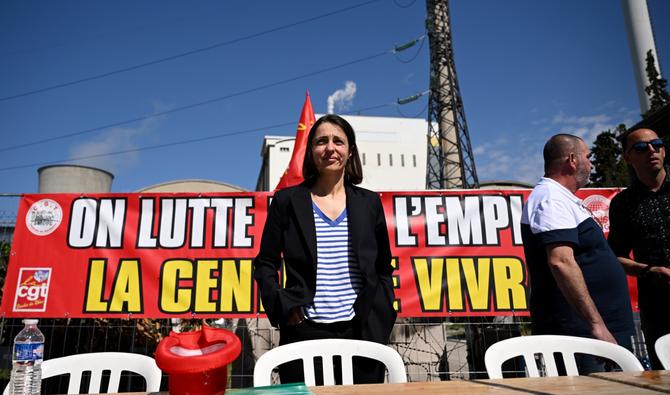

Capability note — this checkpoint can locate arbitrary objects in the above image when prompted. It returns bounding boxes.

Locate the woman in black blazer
[254,114,396,384]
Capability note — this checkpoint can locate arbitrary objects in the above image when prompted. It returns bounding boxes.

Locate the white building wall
[258,115,427,191]
[259,136,295,191]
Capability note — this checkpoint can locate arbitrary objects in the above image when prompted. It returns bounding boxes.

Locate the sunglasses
[627,138,664,153]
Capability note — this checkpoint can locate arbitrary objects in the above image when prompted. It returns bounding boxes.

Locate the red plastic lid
[155,326,242,374]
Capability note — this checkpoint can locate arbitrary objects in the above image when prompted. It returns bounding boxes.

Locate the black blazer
[253,182,396,344]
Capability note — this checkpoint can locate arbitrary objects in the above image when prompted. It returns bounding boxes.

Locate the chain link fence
[0,198,650,392]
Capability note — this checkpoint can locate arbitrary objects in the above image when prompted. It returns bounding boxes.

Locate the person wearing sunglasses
[608,127,669,369]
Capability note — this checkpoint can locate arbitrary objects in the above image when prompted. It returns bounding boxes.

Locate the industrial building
[256,115,428,192]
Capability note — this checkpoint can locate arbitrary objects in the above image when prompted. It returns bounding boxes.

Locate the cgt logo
[13,268,52,312]
[583,194,611,233]
[18,283,48,301]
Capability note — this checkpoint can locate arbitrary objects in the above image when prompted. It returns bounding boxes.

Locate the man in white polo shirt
[521,134,634,373]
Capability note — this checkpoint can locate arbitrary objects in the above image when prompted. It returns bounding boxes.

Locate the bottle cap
[22,319,39,325]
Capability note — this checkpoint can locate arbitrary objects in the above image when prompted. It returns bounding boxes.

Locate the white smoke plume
[327,81,357,114]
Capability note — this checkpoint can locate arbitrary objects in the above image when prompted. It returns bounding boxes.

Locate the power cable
[394,35,426,64]
[0,0,381,103]
[393,0,418,8]
[342,103,394,115]
[396,101,428,118]
[0,102,395,172]
[0,121,294,172]
[396,90,429,118]
[1,14,189,57]
[0,47,397,153]
[396,89,429,105]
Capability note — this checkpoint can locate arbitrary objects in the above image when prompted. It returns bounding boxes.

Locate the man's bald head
[543,134,586,174]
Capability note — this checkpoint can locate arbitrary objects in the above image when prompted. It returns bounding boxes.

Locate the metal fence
[0,318,170,393]
[0,201,650,393]
[0,315,649,392]
[0,317,532,392]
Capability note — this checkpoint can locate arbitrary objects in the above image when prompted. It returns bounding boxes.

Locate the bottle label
[14,343,44,362]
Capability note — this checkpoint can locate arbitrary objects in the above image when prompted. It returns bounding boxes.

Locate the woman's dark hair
[302,114,363,185]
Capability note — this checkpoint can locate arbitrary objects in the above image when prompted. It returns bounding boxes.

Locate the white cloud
[552,111,611,126]
[474,107,640,185]
[623,108,640,117]
[596,100,617,110]
[476,150,543,184]
[68,103,168,172]
[473,138,544,184]
[550,110,635,146]
[327,81,357,114]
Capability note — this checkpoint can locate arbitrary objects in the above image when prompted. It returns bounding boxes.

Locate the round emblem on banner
[26,199,63,236]
[583,194,611,232]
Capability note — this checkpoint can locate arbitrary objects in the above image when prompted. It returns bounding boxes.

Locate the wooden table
[110,371,670,394]
[312,375,667,394]
[590,370,670,394]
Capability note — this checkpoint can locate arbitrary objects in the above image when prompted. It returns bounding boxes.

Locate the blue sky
[1,0,669,214]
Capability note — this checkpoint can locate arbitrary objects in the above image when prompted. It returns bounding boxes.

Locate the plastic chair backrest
[654,333,670,369]
[253,339,407,386]
[3,352,162,394]
[484,335,643,379]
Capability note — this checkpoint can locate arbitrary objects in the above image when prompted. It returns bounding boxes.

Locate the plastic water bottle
[9,319,45,395]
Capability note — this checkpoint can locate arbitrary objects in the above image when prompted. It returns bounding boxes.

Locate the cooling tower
[38,164,114,193]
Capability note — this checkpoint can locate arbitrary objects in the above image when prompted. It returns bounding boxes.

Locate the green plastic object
[226,383,313,395]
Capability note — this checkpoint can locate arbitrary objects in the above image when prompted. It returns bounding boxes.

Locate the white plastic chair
[253,339,407,386]
[484,335,643,379]
[3,352,162,394]
[654,333,670,369]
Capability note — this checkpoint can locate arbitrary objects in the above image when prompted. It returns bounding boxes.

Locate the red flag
[275,91,316,190]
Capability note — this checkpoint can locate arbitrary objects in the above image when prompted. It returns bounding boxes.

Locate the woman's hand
[286,306,305,326]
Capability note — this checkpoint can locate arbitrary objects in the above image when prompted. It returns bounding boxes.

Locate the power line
[0,121,293,172]
[396,90,429,105]
[393,0,418,8]
[396,90,429,117]
[1,14,189,57]
[396,101,428,118]
[0,0,381,103]
[0,47,397,153]
[0,103,394,172]
[394,35,427,63]
[393,36,425,53]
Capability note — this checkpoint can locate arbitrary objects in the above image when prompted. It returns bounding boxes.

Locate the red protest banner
[0,188,633,318]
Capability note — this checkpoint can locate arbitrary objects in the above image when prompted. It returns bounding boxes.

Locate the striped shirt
[304,203,362,323]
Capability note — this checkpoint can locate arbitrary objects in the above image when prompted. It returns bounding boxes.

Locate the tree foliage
[644,50,670,117]
[590,124,629,187]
